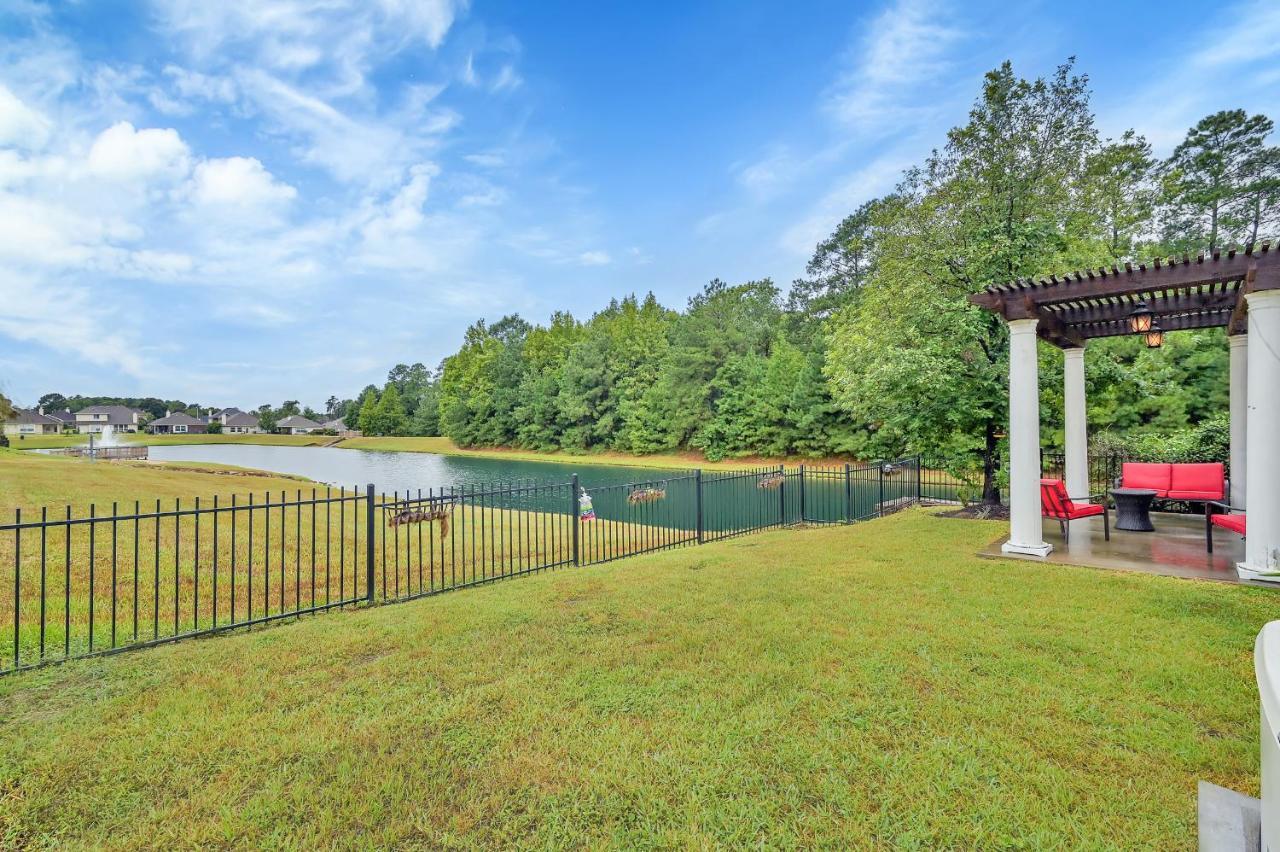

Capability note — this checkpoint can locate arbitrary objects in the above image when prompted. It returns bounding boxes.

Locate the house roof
[214,407,244,417]
[76,405,143,424]
[44,409,76,423]
[150,412,203,427]
[223,412,260,427]
[322,417,347,430]
[6,408,62,426]
[276,415,322,429]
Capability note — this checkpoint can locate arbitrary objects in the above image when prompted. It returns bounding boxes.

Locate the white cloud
[824,0,964,132]
[87,121,191,182]
[190,156,296,206]
[0,84,51,150]
[780,155,907,258]
[1097,0,1280,153]
[153,0,466,95]
[577,250,611,266]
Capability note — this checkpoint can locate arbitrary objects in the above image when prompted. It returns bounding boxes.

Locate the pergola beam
[969,244,1280,341]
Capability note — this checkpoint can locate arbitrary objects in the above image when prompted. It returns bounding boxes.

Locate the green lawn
[0,508,1270,847]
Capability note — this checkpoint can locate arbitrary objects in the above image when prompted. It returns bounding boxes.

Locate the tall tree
[1161,109,1274,252]
[826,60,1103,503]
[1083,130,1157,258]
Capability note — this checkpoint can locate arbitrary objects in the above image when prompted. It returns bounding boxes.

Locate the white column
[1240,290,1280,580]
[1230,334,1248,510]
[1003,318,1052,557]
[1063,346,1089,498]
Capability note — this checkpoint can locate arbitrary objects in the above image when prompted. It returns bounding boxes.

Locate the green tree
[1083,130,1157,258]
[356,391,380,436]
[826,60,1103,503]
[372,385,408,436]
[1161,109,1274,252]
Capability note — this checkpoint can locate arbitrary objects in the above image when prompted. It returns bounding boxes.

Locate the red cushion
[1063,502,1105,520]
[1169,463,1224,500]
[1121,463,1171,495]
[1211,514,1247,535]
[1167,490,1223,501]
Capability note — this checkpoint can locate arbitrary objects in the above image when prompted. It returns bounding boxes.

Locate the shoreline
[11,433,867,472]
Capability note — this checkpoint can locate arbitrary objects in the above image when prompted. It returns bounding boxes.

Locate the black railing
[0,458,922,674]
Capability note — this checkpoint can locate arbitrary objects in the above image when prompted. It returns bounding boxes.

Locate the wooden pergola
[969,243,1279,346]
[967,243,1280,580]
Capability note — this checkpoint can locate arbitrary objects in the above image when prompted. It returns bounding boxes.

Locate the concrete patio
[980,511,1263,586]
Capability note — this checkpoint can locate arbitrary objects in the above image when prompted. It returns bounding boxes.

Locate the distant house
[275,415,322,435]
[74,405,144,434]
[3,408,62,437]
[321,417,360,436]
[147,411,207,435]
[222,412,261,434]
[43,408,76,431]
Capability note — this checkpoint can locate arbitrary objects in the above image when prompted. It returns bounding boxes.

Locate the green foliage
[205,420,222,435]
[1093,413,1230,466]
[363,62,1270,475]
[1161,109,1279,252]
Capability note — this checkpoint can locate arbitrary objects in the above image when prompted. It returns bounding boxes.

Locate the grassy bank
[0,447,314,511]
[8,433,330,450]
[0,508,1269,847]
[8,432,866,470]
[335,435,856,471]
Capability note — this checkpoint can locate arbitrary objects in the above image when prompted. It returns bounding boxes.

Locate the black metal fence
[0,458,922,675]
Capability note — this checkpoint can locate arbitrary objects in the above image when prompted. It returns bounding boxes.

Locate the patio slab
[978,510,1267,586]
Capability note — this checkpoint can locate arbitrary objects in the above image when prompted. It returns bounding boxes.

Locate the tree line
[348,59,1272,502]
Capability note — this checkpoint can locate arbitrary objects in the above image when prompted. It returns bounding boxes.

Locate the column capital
[1063,345,1086,359]
[1229,333,1249,349]
[1007,317,1038,334]
[1246,289,1280,313]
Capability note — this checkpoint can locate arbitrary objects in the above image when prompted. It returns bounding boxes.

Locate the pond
[145,444,669,492]
[138,445,910,532]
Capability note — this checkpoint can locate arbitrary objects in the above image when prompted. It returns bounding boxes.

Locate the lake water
[146,444,672,492]
[141,444,908,530]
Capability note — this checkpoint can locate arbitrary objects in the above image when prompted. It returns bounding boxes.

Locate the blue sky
[0,0,1277,410]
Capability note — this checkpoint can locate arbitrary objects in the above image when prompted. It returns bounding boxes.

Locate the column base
[1237,563,1280,583]
[1002,540,1053,558]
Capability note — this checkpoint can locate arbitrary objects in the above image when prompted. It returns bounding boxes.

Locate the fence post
[777,464,786,526]
[915,455,922,505]
[571,474,580,566]
[695,469,704,544]
[878,461,885,517]
[365,484,375,603]
[798,464,806,523]
[844,463,852,523]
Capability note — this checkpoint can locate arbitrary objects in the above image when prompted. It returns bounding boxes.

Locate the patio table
[1110,488,1157,532]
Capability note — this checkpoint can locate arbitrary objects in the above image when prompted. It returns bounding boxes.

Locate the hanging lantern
[1144,323,1164,348]
[1128,300,1154,333]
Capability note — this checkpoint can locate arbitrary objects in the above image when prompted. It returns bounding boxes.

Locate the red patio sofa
[1117,462,1226,504]
[1040,478,1109,542]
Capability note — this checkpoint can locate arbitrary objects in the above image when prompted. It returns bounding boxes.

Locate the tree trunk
[981,420,1001,505]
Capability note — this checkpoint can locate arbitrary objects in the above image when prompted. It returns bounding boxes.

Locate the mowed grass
[0,450,686,668]
[0,508,1271,848]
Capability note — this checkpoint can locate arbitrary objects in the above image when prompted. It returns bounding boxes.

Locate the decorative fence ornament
[881,463,900,477]
[579,490,596,521]
[756,474,785,490]
[627,487,667,505]
[388,506,450,534]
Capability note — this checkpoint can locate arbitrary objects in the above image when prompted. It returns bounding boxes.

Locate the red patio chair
[1040,478,1109,543]
[1205,501,1246,553]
